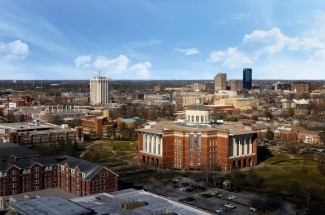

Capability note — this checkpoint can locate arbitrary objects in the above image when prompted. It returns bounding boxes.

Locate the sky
[1,0,325,80]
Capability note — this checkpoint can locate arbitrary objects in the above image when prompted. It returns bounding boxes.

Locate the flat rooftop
[10,195,91,215]
[8,188,77,201]
[138,121,256,135]
[71,188,211,215]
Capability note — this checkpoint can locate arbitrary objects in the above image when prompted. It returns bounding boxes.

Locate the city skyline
[1,1,325,80]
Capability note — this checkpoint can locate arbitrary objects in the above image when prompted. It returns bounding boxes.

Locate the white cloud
[174,48,200,56]
[0,40,29,59]
[128,61,152,79]
[74,55,91,68]
[128,39,162,48]
[92,55,129,73]
[74,54,152,79]
[208,27,325,68]
[308,49,325,62]
[207,47,252,68]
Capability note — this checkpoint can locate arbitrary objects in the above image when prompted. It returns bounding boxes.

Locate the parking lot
[144,177,258,214]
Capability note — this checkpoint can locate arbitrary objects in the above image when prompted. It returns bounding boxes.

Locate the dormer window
[71,169,75,175]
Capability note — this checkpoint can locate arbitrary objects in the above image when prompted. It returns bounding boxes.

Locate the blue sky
[1,0,325,80]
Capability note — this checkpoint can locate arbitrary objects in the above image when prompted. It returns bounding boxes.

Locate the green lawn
[83,140,138,165]
[252,158,325,195]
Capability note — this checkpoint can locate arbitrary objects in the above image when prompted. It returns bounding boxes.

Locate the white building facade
[90,76,110,105]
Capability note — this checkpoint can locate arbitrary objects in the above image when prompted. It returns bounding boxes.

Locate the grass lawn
[83,140,138,165]
[252,158,325,195]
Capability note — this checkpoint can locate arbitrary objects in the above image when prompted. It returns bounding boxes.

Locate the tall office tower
[243,68,252,90]
[214,73,227,93]
[292,82,311,94]
[227,80,243,92]
[90,76,110,105]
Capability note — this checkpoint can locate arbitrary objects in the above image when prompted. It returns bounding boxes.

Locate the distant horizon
[1,1,325,79]
[0,79,324,82]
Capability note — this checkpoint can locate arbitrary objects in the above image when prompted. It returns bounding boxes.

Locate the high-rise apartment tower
[243,68,252,90]
[90,76,110,105]
[214,73,227,93]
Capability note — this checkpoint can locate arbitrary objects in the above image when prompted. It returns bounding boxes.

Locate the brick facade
[0,156,118,197]
[138,123,257,171]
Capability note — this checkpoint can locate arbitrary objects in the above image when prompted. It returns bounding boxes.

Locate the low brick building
[0,121,83,147]
[82,115,114,138]
[0,155,118,197]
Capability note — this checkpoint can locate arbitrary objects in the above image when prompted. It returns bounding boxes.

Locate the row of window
[91,179,106,186]
[209,140,217,146]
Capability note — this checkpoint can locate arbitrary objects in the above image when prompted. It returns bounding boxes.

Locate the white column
[160,137,162,156]
[233,138,236,157]
[250,139,253,154]
[155,136,159,154]
[244,138,249,155]
[239,138,242,156]
[146,135,149,153]
[143,134,146,152]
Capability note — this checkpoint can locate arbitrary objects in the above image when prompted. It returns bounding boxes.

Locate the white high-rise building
[89,76,109,105]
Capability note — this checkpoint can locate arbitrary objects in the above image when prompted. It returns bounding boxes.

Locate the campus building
[90,76,110,105]
[137,96,257,171]
[0,155,118,197]
[0,121,83,147]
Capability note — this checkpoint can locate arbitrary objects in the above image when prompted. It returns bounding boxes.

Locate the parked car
[172,178,180,184]
[185,187,194,192]
[228,195,238,200]
[199,193,213,198]
[211,191,221,196]
[198,185,207,191]
[180,182,189,187]
[224,203,236,209]
[216,207,225,214]
[250,207,257,212]
[180,187,188,191]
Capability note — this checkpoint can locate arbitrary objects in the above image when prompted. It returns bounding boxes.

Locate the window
[34,179,39,184]
[12,170,16,175]
[34,167,39,172]
[12,177,16,182]
[11,190,16,195]
[35,186,39,191]
[35,173,39,178]
[102,179,105,184]
[11,183,16,188]
[71,169,75,175]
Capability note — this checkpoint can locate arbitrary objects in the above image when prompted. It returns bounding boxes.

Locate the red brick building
[138,99,257,171]
[0,156,118,197]
[82,115,114,138]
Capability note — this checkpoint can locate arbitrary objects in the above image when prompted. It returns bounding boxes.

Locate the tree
[266,129,274,141]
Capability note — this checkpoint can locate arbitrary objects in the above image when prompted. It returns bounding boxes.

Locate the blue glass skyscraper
[243,68,252,90]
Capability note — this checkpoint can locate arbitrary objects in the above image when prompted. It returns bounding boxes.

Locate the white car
[216,208,225,214]
[228,195,238,200]
[224,203,236,209]
[179,187,187,191]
